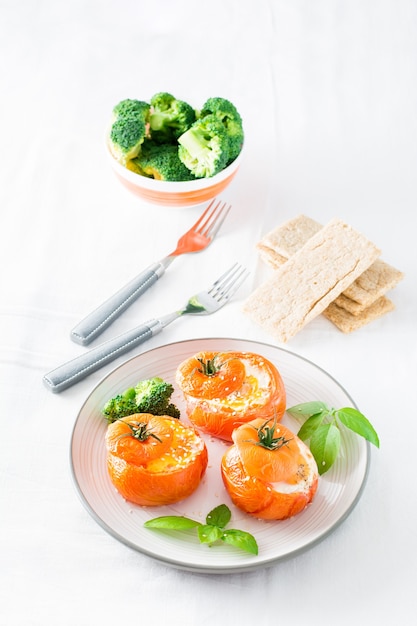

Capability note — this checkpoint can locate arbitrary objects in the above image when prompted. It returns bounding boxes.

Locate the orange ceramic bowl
[106,140,243,208]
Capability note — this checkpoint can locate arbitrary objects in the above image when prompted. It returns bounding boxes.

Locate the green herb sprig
[144,504,258,555]
[287,401,380,475]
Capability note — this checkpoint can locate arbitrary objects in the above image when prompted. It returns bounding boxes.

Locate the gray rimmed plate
[70,337,369,574]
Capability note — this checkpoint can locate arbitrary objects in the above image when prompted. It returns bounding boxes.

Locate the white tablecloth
[1,1,416,624]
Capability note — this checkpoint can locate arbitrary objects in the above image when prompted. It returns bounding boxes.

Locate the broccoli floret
[125,157,146,175]
[109,117,147,163]
[177,114,230,178]
[132,140,196,181]
[112,98,150,121]
[135,377,180,418]
[102,387,138,423]
[200,97,244,163]
[109,99,150,164]
[149,92,196,144]
[102,377,180,423]
[109,94,243,177]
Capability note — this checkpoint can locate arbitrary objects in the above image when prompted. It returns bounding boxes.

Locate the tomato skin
[175,351,247,400]
[105,413,174,465]
[176,351,287,442]
[105,414,208,506]
[221,419,319,520]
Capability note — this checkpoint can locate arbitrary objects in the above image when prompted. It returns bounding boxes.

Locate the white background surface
[1,1,416,624]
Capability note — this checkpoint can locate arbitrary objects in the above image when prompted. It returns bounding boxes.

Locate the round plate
[70,338,370,573]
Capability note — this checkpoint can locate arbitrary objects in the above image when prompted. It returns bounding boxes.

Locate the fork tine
[195,199,231,239]
[189,198,217,230]
[209,263,249,302]
[205,202,231,239]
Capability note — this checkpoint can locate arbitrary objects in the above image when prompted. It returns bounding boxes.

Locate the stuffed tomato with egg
[175,351,286,441]
[105,413,208,506]
[221,418,319,520]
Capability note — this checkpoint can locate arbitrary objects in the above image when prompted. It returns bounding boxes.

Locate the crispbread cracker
[258,215,404,314]
[323,296,395,333]
[339,258,404,309]
[257,215,321,263]
[244,218,381,342]
[257,248,287,269]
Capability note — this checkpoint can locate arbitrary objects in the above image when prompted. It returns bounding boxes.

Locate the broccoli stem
[150,112,168,131]
[179,128,209,159]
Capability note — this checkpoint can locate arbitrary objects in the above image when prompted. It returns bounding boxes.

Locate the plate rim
[70,336,371,574]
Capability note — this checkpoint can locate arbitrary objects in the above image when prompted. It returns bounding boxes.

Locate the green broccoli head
[109,99,150,164]
[102,377,180,423]
[133,140,196,181]
[102,387,138,423]
[177,114,230,178]
[200,97,244,163]
[149,92,196,143]
[135,377,180,419]
[112,99,151,121]
[109,116,147,164]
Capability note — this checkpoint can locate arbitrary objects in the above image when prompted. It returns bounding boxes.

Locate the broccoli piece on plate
[177,114,229,178]
[102,377,180,423]
[132,140,196,181]
[200,97,244,163]
[135,377,180,418]
[102,387,138,423]
[149,92,196,144]
[109,99,150,164]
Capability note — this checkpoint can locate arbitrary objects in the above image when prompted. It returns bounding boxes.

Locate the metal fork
[70,198,231,346]
[44,263,248,393]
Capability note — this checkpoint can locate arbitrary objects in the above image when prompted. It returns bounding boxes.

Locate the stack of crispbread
[243,216,404,342]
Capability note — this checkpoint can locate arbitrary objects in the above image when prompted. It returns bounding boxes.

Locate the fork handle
[70,261,170,346]
[44,318,167,393]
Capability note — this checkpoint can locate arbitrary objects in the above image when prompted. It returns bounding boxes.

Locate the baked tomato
[175,351,286,441]
[221,418,318,520]
[105,413,208,506]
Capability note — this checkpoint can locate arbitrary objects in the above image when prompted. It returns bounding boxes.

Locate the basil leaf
[221,529,259,555]
[297,411,327,441]
[144,515,201,530]
[144,504,260,557]
[336,408,380,448]
[198,524,223,544]
[287,401,330,420]
[206,504,231,528]
[310,423,341,475]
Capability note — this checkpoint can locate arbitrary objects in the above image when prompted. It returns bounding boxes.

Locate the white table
[1,1,416,624]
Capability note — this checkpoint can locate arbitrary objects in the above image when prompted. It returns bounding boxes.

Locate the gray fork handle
[70,261,168,346]
[43,318,165,393]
